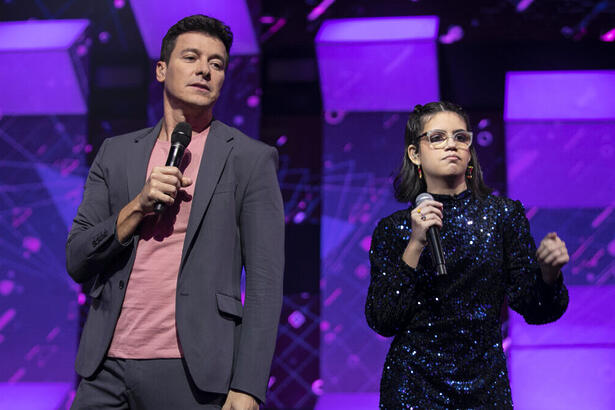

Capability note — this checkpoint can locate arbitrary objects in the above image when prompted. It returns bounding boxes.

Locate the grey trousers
[71,358,227,409]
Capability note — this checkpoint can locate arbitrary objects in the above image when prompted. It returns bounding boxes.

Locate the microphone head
[171,122,192,148]
[415,192,434,206]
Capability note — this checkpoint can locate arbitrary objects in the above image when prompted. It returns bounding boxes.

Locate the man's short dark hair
[160,14,233,64]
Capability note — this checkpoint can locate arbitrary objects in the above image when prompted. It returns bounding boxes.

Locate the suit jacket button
[119,280,125,290]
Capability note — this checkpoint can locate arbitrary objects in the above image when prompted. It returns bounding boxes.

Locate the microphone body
[153,122,192,214]
[415,193,447,275]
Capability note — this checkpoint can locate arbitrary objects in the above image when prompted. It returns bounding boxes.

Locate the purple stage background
[0,17,91,409]
[505,71,615,409]
[1,1,615,409]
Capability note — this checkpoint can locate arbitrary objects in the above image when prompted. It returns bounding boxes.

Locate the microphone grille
[415,192,434,206]
[171,122,192,147]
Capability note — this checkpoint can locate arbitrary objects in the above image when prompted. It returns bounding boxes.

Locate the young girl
[365,101,569,408]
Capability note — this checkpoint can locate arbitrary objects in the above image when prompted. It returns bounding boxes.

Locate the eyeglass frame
[417,129,473,149]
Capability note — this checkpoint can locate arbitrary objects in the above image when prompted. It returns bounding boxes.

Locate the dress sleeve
[503,200,569,324]
[365,216,431,337]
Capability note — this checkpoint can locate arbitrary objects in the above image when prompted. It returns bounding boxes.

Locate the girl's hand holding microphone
[403,200,443,268]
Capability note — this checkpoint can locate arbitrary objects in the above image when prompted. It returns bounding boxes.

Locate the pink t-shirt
[108,127,209,358]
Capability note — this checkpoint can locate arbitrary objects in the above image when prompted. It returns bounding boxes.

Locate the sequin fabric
[365,190,568,409]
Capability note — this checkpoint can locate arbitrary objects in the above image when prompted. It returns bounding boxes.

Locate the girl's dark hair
[160,14,233,65]
[393,101,492,203]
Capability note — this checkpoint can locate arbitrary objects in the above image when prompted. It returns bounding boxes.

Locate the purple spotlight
[76,44,88,56]
[516,0,534,12]
[601,27,615,42]
[293,212,306,224]
[308,0,336,22]
[439,25,464,44]
[276,135,287,146]
[22,237,41,253]
[477,130,493,147]
[311,379,324,396]
[98,31,110,43]
[478,118,490,129]
[260,16,275,24]
[0,280,14,296]
[246,95,260,107]
[288,310,306,328]
[232,115,244,126]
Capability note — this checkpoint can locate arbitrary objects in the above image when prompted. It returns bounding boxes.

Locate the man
[67,15,284,409]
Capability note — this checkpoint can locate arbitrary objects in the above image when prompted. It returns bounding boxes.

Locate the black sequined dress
[365,190,568,409]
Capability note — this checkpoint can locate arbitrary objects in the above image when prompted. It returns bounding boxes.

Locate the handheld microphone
[153,122,192,214]
[415,192,447,275]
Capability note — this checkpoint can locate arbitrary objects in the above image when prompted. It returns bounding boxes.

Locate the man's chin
[170,96,218,113]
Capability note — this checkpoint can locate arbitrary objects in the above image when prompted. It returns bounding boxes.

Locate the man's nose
[197,61,211,78]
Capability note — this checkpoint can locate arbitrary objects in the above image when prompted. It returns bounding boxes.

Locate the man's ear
[408,145,420,166]
[155,61,167,83]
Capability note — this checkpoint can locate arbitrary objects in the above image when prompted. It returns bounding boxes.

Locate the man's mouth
[189,83,210,91]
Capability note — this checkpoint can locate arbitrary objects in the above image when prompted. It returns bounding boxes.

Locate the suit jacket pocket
[216,293,243,320]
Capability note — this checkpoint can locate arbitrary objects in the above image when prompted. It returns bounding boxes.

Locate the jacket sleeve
[503,200,569,324]
[365,216,432,337]
[65,139,132,284]
[230,146,285,403]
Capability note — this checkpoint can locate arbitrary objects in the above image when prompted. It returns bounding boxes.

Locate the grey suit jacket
[66,120,284,403]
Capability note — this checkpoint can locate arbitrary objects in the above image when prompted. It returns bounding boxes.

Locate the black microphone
[415,192,447,275]
[153,122,192,214]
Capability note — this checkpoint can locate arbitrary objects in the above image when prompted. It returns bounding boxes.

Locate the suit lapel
[180,120,234,269]
[127,121,161,202]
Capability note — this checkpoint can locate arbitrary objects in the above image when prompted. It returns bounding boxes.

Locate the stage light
[0,20,89,115]
[315,16,440,111]
[600,27,615,42]
[130,0,259,58]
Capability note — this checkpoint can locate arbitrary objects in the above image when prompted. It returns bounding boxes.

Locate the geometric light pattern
[0,115,88,407]
[506,71,615,409]
[505,71,615,121]
[0,20,89,115]
[316,17,439,112]
[131,0,259,58]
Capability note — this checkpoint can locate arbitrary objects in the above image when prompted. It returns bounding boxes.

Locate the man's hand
[222,390,259,410]
[116,166,192,243]
[136,166,192,214]
[537,232,569,285]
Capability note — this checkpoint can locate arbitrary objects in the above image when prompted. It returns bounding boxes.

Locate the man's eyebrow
[180,48,201,55]
[208,53,226,62]
[179,48,226,62]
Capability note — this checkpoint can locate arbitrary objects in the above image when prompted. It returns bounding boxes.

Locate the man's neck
[160,102,214,141]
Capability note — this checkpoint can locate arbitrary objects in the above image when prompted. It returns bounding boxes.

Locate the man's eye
[211,61,223,69]
[184,55,196,61]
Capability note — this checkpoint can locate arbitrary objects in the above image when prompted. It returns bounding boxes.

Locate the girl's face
[408,111,472,188]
